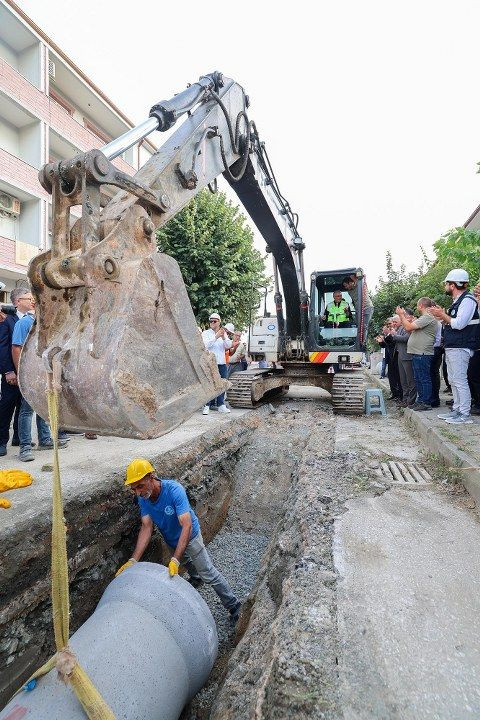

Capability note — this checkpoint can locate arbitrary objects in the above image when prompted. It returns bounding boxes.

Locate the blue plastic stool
[364,388,387,416]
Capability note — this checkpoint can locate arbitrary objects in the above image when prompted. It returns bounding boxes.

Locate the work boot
[471,406,480,416]
[38,439,68,449]
[202,405,210,415]
[412,403,431,411]
[229,601,241,624]
[19,445,34,462]
[0,444,6,456]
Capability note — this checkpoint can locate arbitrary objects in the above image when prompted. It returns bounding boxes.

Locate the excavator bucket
[20,205,226,439]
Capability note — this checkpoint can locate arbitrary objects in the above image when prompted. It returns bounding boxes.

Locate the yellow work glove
[168,557,180,577]
[0,498,12,509]
[115,558,137,577]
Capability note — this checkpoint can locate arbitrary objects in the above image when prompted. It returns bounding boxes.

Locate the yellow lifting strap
[13,366,116,720]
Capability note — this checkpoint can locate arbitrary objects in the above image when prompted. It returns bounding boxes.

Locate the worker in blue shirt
[116,458,241,623]
[12,306,67,461]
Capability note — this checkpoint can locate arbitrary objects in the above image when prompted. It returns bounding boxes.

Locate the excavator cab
[308,268,366,365]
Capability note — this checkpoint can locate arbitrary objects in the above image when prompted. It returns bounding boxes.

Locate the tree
[371,251,420,338]
[413,227,480,306]
[156,190,269,329]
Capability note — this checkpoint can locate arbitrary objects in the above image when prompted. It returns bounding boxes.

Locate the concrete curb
[364,369,480,506]
[363,368,389,394]
[403,409,480,506]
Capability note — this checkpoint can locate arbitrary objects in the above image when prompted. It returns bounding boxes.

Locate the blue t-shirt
[12,313,34,346]
[138,478,200,548]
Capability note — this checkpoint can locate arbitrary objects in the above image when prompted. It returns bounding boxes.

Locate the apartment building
[0,0,155,302]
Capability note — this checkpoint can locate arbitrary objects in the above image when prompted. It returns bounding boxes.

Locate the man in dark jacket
[391,309,417,407]
[376,317,403,401]
[0,288,34,455]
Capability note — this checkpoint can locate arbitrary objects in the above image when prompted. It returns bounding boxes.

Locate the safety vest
[326,300,349,324]
[444,291,480,350]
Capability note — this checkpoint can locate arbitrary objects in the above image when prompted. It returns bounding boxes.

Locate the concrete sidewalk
[335,487,480,719]
[365,369,480,506]
[0,406,249,532]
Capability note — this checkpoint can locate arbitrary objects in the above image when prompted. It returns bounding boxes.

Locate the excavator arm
[20,72,304,438]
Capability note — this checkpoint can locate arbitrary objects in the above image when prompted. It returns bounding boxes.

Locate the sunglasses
[209,319,219,323]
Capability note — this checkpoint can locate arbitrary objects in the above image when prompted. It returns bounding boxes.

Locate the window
[83,118,111,145]
[50,88,75,116]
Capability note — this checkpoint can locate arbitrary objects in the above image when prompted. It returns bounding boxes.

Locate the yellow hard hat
[125,458,155,486]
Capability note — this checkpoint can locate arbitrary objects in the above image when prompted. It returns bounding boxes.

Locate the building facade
[0,0,155,302]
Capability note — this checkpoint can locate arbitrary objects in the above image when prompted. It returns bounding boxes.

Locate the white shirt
[450,295,477,330]
[202,328,232,365]
[16,310,25,319]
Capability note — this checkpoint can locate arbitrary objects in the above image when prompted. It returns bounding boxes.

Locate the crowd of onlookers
[376,269,480,425]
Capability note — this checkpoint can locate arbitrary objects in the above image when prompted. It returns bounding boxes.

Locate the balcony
[0,91,42,168]
[0,3,41,89]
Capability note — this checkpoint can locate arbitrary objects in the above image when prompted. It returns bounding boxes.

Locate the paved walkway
[334,403,480,720]
[369,370,480,462]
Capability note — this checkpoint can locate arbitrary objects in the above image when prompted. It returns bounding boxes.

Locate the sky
[15,0,480,294]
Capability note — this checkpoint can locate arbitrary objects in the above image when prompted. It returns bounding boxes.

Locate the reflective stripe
[468,319,480,325]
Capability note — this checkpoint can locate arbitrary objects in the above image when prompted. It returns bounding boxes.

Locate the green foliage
[433,227,480,282]
[370,252,420,337]
[156,190,269,329]
[415,227,480,305]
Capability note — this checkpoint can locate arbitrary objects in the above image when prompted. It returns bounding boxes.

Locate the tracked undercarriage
[228,364,366,414]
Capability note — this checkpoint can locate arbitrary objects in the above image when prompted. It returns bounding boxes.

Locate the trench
[182,400,314,719]
[1,390,388,717]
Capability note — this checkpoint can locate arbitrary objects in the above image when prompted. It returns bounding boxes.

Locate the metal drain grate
[379,461,433,489]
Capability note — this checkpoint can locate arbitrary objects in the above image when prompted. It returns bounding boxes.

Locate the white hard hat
[224,323,235,332]
[209,312,221,320]
[444,269,469,283]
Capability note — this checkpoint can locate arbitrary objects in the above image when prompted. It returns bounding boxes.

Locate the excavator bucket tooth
[19,253,226,439]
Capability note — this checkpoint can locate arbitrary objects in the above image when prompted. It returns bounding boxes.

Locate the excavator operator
[324,291,353,328]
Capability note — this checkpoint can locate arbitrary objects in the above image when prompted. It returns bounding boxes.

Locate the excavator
[20,72,366,439]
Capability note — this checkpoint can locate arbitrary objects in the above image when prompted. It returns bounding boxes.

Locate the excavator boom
[20,72,304,438]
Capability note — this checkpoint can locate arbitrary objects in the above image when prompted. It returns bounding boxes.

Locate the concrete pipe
[1,563,217,720]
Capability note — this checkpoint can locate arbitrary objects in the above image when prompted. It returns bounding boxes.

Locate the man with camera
[201,312,232,415]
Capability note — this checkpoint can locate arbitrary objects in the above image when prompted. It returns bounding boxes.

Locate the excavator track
[228,369,289,408]
[331,372,365,415]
